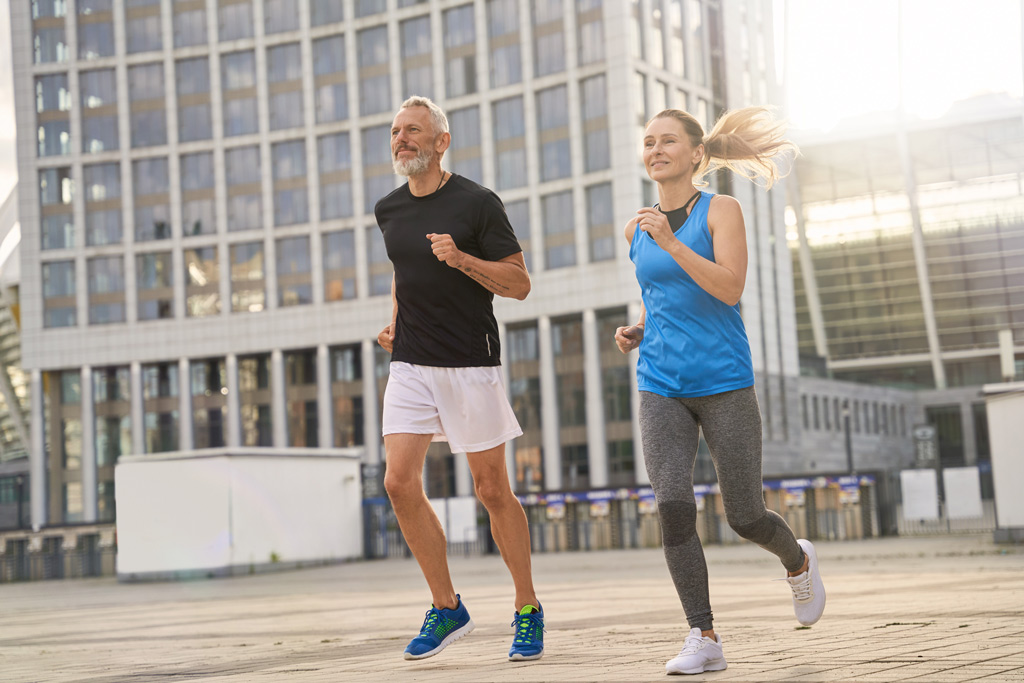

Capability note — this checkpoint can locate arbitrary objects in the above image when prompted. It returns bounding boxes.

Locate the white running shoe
[787,539,826,626]
[665,628,727,675]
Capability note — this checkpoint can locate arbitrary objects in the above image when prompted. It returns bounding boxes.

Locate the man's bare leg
[383,433,458,609]
[467,444,539,611]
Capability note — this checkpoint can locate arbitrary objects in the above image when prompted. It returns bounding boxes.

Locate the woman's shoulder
[706,193,743,222]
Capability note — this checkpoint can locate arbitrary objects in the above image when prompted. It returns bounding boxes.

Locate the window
[128,63,167,148]
[87,256,126,324]
[125,0,162,54]
[177,57,212,142]
[173,0,207,48]
[493,96,526,190]
[221,51,258,136]
[84,163,122,246]
[358,27,390,116]
[444,5,476,98]
[43,260,76,328]
[272,140,309,226]
[40,167,74,250]
[267,43,304,130]
[318,132,353,220]
[366,226,392,296]
[532,0,565,77]
[133,158,171,241]
[80,69,118,153]
[505,200,531,271]
[192,358,227,449]
[401,17,433,99]
[185,247,220,317]
[362,125,394,207]
[277,236,312,306]
[581,75,610,172]
[311,0,344,26]
[143,363,179,454]
[447,107,482,183]
[78,0,113,60]
[180,152,216,236]
[225,145,262,231]
[137,251,174,320]
[218,0,253,41]
[324,230,357,301]
[577,0,605,64]
[285,350,318,447]
[264,0,299,33]
[487,0,522,88]
[231,242,265,313]
[330,345,364,447]
[587,183,614,262]
[36,74,70,157]
[542,191,576,269]
[536,85,571,181]
[239,354,272,446]
[313,35,348,123]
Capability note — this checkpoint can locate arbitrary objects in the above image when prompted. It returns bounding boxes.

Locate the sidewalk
[1,534,1022,682]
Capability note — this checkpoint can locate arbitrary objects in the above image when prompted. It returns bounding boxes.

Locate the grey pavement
[1,534,1023,682]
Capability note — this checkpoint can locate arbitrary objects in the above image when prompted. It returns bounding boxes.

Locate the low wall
[115,448,363,580]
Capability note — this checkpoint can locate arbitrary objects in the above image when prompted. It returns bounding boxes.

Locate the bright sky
[0,0,1021,201]
[777,0,1023,132]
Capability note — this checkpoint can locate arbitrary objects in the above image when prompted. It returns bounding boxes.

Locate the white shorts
[382,362,523,454]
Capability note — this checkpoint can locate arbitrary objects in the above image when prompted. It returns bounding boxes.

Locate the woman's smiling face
[643,116,704,183]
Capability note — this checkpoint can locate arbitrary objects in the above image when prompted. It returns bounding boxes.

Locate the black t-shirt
[375,174,523,368]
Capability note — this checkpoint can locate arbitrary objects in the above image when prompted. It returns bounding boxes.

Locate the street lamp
[842,400,855,475]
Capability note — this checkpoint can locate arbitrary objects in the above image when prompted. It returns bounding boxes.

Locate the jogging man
[375,96,544,662]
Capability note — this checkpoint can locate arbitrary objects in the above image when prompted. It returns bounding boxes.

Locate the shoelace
[511,613,544,643]
[676,633,707,657]
[787,573,813,602]
[419,608,442,636]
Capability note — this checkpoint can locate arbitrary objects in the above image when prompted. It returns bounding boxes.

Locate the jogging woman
[615,107,825,676]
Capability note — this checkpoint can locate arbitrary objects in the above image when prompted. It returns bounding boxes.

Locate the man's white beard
[393,146,432,177]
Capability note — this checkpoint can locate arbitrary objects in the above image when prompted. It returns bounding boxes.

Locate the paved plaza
[1,534,1022,682]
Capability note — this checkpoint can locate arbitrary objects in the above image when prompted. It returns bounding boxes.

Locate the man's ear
[436,131,451,155]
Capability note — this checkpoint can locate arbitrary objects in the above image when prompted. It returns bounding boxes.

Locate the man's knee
[383,468,423,502]
[658,501,698,547]
[729,512,777,546]
[473,477,511,509]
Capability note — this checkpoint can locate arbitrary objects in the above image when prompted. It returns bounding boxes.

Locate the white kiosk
[115,448,364,580]
[984,383,1024,543]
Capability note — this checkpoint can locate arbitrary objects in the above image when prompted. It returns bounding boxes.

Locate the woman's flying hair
[648,106,798,189]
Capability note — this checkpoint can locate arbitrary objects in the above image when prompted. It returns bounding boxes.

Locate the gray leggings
[640,387,804,631]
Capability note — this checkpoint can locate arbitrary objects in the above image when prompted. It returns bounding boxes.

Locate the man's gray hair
[400,96,449,136]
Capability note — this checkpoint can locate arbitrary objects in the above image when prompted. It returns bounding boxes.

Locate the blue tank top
[629,191,754,398]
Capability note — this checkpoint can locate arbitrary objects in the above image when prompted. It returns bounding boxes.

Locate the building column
[80,366,97,523]
[499,322,516,482]
[226,354,241,448]
[454,454,472,497]
[178,358,193,451]
[960,399,977,466]
[538,316,561,490]
[30,370,46,530]
[583,309,608,488]
[628,301,648,484]
[787,175,828,360]
[271,349,287,447]
[361,339,380,464]
[897,129,946,389]
[130,362,145,455]
[317,344,332,449]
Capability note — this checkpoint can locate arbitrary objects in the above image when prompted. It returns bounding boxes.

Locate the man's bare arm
[427,233,531,300]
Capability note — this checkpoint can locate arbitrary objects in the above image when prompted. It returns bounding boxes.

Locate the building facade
[787,95,1024,470]
[10,0,907,534]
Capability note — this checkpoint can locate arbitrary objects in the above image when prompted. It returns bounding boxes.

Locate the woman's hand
[635,207,676,251]
[614,325,644,354]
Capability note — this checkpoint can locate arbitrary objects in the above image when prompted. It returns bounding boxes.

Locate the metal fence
[0,547,116,583]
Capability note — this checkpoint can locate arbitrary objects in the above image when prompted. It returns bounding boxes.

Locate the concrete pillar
[131,362,145,455]
[499,321,516,483]
[538,315,561,490]
[80,366,96,523]
[361,339,381,464]
[583,309,608,488]
[30,370,47,530]
[317,344,332,449]
[454,454,472,497]
[178,358,193,451]
[271,349,287,447]
[226,354,241,448]
[628,301,648,484]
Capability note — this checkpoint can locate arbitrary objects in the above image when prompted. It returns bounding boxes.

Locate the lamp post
[843,400,854,475]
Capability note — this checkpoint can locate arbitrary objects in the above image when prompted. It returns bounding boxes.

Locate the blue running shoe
[508,604,544,661]
[403,595,474,660]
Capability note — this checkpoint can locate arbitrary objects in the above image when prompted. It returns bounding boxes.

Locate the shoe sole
[667,658,727,675]
[509,651,543,662]
[403,619,475,660]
